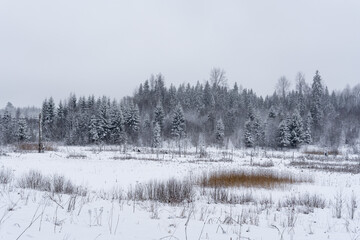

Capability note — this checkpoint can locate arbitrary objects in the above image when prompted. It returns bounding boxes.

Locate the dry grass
[127,178,194,204]
[16,142,57,152]
[303,150,340,156]
[66,153,87,159]
[199,170,312,189]
[17,170,87,195]
[0,168,13,184]
[290,160,360,174]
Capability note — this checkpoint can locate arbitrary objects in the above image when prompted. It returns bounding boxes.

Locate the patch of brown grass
[199,170,312,189]
[16,143,57,152]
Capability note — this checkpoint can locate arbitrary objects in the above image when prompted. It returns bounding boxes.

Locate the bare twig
[46,194,64,209]
[16,204,42,240]
[184,209,193,240]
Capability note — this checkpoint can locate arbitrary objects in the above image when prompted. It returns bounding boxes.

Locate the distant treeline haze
[1,69,360,150]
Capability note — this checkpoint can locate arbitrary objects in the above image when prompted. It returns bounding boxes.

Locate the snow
[0,146,360,239]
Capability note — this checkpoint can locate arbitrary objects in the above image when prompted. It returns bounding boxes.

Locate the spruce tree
[109,104,125,144]
[141,113,152,146]
[244,120,253,148]
[311,70,324,128]
[55,101,66,140]
[215,118,225,146]
[125,103,140,143]
[265,112,278,148]
[252,115,265,147]
[171,104,186,139]
[16,119,30,142]
[303,113,312,144]
[277,120,290,148]
[154,103,165,131]
[288,110,304,148]
[152,122,161,148]
[97,100,110,142]
[89,115,99,144]
[2,111,14,144]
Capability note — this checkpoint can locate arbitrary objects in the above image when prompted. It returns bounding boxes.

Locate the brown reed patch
[16,143,57,152]
[199,170,312,189]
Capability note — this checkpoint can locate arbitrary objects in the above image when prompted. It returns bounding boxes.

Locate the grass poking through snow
[199,170,312,189]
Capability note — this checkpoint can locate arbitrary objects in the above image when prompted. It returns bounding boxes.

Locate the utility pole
[38,113,43,153]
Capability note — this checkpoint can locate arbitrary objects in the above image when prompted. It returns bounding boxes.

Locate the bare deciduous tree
[210,67,227,88]
[295,72,306,95]
[276,76,291,99]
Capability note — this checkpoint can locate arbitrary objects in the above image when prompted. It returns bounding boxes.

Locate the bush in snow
[0,168,13,184]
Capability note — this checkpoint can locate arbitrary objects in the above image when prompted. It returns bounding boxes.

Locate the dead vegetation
[0,168,13,184]
[199,170,312,189]
[17,170,87,195]
[15,142,57,152]
[127,178,194,204]
[303,150,340,156]
[66,153,87,159]
[289,160,360,174]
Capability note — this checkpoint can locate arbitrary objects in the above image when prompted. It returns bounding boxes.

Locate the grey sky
[1,0,359,108]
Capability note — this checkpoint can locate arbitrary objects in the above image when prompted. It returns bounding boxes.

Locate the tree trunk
[38,113,43,153]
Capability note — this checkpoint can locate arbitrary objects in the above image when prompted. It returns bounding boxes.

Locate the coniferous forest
[1,69,360,150]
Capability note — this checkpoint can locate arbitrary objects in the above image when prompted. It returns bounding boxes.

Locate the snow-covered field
[0,145,360,240]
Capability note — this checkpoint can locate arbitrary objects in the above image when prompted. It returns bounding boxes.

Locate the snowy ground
[0,145,360,240]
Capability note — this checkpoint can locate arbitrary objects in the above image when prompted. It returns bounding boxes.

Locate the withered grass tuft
[199,170,312,189]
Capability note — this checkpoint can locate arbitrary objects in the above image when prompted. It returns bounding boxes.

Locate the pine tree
[125,103,140,143]
[303,113,312,144]
[277,120,290,148]
[215,118,225,146]
[203,81,213,114]
[244,120,253,148]
[109,104,125,144]
[288,110,304,148]
[268,106,276,119]
[141,113,152,146]
[89,115,99,144]
[97,100,110,142]
[55,101,66,140]
[154,103,165,131]
[265,113,278,148]
[16,119,30,142]
[152,122,161,148]
[171,104,186,139]
[247,103,255,121]
[252,115,265,147]
[1,111,14,144]
[223,110,236,136]
[311,70,324,128]
[41,97,55,141]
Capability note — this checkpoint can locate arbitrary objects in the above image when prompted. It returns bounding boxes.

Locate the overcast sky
[1,0,359,108]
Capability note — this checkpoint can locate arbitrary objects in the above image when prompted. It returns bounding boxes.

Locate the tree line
[1,69,359,150]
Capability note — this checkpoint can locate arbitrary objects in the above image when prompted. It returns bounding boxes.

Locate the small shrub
[64,180,76,194]
[17,170,50,190]
[128,178,194,204]
[18,170,83,195]
[282,193,326,209]
[0,168,13,184]
[52,174,65,193]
